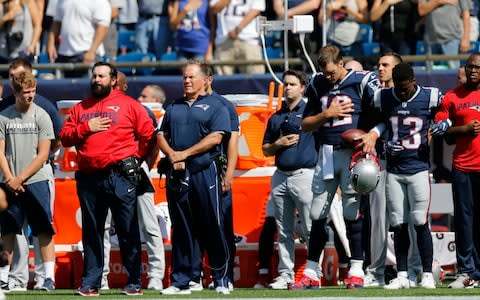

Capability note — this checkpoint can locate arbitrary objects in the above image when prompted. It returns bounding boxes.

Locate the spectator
[262,69,315,290]
[117,0,138,31]
[369,0,418,55]
[136,0,172,60]
[0,0,43,61]
[60,62,156,296]
[168,0,211,61]
[47,0,111,77]
[319,0,369,55]
[273,0,321,70]
[0,71,56,292]
[210,0,266,74]
[104,0,126,61]
[418,0,471,69]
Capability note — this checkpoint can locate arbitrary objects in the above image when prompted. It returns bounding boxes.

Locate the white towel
[322,144,334,180]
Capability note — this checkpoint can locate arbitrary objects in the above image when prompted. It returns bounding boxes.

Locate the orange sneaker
[344,275,364,289]
[288,274,320,290]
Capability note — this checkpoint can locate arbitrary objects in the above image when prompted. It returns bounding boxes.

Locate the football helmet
[349,151,381,194]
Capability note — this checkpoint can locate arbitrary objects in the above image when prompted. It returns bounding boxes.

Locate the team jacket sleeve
[59,105,92,148]
[134,102,156,159]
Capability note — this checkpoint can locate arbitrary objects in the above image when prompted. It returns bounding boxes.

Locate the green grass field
[4,283,480,299]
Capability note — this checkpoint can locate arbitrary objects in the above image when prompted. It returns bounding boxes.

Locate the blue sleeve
[35,95,62,138]
[143,105,159,129]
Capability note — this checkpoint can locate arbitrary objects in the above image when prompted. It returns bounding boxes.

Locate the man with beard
[432,53,480,288]
[60,62,156,296]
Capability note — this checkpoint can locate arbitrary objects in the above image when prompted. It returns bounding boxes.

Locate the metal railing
[7,54,470,79]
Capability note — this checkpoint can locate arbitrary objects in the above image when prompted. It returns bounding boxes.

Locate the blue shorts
[0,180,54,236]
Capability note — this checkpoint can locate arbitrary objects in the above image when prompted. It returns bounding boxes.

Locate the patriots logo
[469,105,480,112]
[194,104,210,111]
[296,114,302,118]
[106,105,120,112]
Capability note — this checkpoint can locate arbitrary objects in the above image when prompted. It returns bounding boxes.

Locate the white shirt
[54,0,111,56]
[211,0,265,45]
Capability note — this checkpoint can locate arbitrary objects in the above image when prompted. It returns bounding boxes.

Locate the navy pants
[191,189,235,284]
[75,170,141,288]
[167,162,229,289]
[451,167,480,274]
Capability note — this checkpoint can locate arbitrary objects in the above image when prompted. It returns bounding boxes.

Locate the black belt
[139,13,165,18]
[106,156,139,174]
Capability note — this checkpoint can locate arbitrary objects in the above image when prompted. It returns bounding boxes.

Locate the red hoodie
[60,89,155,172]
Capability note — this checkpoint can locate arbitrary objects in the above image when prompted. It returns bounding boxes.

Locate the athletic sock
[44,261,55,280]
[258,216,276,270]
[345,218,364,260]
[414,223,433,273]
[307,218,328,262]
[393,223,409,272]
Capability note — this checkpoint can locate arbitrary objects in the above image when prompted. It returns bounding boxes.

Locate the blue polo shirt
[160,94,231,173]
[211,92,239,155]
[263,100,317,171]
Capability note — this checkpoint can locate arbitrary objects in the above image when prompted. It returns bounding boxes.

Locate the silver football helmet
[349,151,381,194]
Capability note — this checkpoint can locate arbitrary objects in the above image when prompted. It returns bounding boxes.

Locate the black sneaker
[75,286,99,297]
[121,283,143,296]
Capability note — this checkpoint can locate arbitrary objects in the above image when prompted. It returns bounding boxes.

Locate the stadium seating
[117,30,136,54]
[116,52,156,76]
[362,42,380,57]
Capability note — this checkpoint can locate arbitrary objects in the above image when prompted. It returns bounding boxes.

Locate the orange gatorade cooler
[224,94,279,170]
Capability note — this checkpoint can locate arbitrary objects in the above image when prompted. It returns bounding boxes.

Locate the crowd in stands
[0,0,477,78]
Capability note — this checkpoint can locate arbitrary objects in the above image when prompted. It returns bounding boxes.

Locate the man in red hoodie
[59,62,156,296]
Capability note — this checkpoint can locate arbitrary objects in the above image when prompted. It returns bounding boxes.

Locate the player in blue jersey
[366,63,442,289]
[289,44,381,290]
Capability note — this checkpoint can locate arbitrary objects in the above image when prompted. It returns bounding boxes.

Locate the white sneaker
[189,281,203,292]
[384,276,410,289]
[8,280,27,292]
[420,272,436,289]
[448,273,472,288]
[364,273,385,287]
[161,286,191,295]
[408,271,418,287]
[147,277,163,291]
[268,274,292,290]
[216,286,230,295]
[228,281,234,292]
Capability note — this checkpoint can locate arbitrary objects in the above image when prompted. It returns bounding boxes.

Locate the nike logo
[209,184,216,190]
[127,187,136,193]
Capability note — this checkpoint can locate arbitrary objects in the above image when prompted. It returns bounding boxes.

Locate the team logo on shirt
[194,104,210,111]
[106,106,120,112]
[469,105,480,112]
